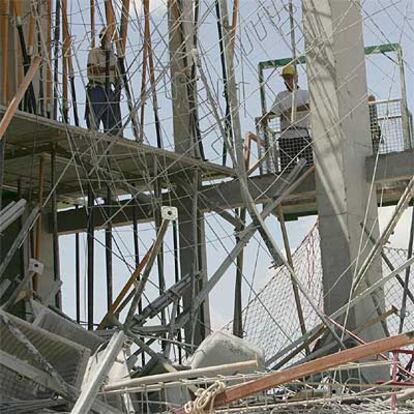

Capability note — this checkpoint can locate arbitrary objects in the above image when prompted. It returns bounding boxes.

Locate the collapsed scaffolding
[0,0,414,413]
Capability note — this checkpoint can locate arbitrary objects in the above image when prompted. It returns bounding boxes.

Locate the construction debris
[0,0,413,413]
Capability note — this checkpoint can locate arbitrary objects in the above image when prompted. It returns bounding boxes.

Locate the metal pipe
[353,175,414,291]
[139,0,149,143]
[361,222,414,306]
[61,0,69,122]
[233,207,244,338]
[172,219,182,364]
[36,2,44,117]
[105,186,113,310]
[75,205,80,324]
[71,331,125,414]
[104,359,259,391]
[34,155,45,292]
[87,185,94,330]
[0,207,40,279]
[277,205,309,353]
[119,0,130,56]
[53,0,60,119]
[154,179,166,332]
[1,0,10,105]
[190,163,311,320]
[269,254,414,367]
[0,199,26,233]
[131,202,144,365]
[51,146,61,308]
[399,206,414,333]
[90,0,95,48]
[46,0,52,117]
[215,0,232,166]
[143,0,163,148]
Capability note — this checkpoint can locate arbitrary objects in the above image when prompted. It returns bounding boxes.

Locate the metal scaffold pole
[105,186,113,311]
[87,185,94,330]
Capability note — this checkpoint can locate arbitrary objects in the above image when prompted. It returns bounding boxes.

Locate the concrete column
[168,0,196,157]
[168,0,210,345]
[303,0,386,376]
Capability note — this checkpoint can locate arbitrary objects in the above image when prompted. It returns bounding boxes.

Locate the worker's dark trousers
[85,85,121,136]
[278,136,313,172]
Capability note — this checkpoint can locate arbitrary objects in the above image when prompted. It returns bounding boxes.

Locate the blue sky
[58,0,414,331]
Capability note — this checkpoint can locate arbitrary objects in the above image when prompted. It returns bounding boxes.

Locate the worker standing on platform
[262,64,312,172]
[85,26,121,136]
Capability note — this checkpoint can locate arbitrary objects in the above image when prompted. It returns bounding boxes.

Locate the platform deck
[2,107,236,201]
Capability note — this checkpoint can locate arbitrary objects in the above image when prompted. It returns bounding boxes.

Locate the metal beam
[70,331,125,414]
[0,207,39,279]
[53,149,413,234]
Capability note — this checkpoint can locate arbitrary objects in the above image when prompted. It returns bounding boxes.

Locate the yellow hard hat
[281,64,296,77]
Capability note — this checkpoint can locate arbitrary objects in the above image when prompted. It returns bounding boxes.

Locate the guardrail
[254,98,413,174]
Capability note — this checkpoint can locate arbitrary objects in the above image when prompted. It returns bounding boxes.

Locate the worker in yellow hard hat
[261,63,312,172]
[281,63,297,77]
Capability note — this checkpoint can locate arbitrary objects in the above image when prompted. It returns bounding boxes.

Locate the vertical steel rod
[75,205,80,324]
[172,220,182,363]
[154,178,166,332]
[1,1,10,105]
[87,185,94,330]
[34,155,44,292]
[53,0,61,119]
[105,186,113,311]
[277,204,309,353]
[61,0,69,122]
[233,207,244,338]
[399,206,414,333]
[132,203,145,365]
[51,146,61,308]
[46,0,52,117]
[215,0,232,166]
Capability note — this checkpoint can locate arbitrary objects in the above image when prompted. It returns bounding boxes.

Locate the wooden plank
[119,0,130,56]
[173,331,414,413]
[0,55,41,140]
[211,332,414,408]
[90,0,95,48]
[97,245,153,329]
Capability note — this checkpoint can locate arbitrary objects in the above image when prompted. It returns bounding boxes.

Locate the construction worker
[262,64,312,172]
[85,26,121,135]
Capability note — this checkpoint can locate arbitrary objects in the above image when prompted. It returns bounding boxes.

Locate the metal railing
[254,98,413,174]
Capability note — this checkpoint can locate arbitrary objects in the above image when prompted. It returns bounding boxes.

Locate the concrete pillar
[168,0,210,345]
[303,0,386,378]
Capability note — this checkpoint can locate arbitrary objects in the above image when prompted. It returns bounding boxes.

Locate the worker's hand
[259,114,268,125]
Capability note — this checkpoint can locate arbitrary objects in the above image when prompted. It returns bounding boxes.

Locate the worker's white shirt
[270,89,310,139]
[87,47,117,85]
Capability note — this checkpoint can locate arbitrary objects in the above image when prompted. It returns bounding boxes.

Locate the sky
[57,0,414,333]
